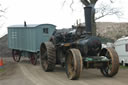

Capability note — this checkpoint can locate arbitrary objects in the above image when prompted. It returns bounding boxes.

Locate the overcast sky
[0,0,128,37]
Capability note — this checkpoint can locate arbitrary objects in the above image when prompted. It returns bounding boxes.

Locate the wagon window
[43,28,48,34]
[125,44,128,51]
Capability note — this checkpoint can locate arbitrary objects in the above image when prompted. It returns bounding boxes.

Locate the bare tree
[0,4,6,17]
[0,4,7,28]
[95,2,122,20]
[63,0,121,35]
[80,0,122,36]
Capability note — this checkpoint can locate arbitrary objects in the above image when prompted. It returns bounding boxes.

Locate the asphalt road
[0,58,128,85]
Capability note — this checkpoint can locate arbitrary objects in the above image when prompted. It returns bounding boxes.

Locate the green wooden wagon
[8,23,56,65]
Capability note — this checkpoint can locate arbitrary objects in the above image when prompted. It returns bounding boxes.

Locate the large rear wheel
[40,42,56,72]
[66,49,83,80]
[12,50,21,62]
[100,48,119,77]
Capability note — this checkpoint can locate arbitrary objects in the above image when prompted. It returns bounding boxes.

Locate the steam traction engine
[40,7,119,80]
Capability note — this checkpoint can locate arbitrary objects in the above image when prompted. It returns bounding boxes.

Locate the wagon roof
[8,24,56,28]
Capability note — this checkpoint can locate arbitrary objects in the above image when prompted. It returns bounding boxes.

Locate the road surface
[0,58,128,85]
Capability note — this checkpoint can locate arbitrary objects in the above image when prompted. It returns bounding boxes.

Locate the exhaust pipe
[24,21,27,27]
[84,7,95,35]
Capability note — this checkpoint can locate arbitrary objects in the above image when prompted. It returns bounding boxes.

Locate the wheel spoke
[30,54,37,65]
[12,50,21,62]
[100,48,119,77]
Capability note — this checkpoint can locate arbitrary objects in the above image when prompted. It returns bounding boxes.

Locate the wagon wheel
[30,53,38,65]
[12,50,21,62]
[66,49,83,80]
[100,48,119,77]
[40,42,56,72]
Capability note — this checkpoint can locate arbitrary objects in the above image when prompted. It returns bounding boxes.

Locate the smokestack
[24,21,27,27]
[84,7,94,35]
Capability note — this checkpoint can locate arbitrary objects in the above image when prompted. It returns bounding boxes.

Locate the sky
[0,0,128,37]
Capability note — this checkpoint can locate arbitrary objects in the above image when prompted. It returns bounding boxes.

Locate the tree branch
[81,0,90,6]
[95,2,123,20]
[110,0,114,3]
[62,0,67,7]
[62,0,122,21]
[70,0,74,11]
[90,0,98,4]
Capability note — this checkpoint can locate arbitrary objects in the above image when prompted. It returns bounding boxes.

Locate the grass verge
[0,68,5,72]
[120,65,128,69]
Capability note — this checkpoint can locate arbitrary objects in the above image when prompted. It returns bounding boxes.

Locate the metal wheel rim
[100,48,119,77]
[103,51,112,74]
[66,49,83,80]
[67,52,76,79]
[12,50,21,62]
[30,54,37,65]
